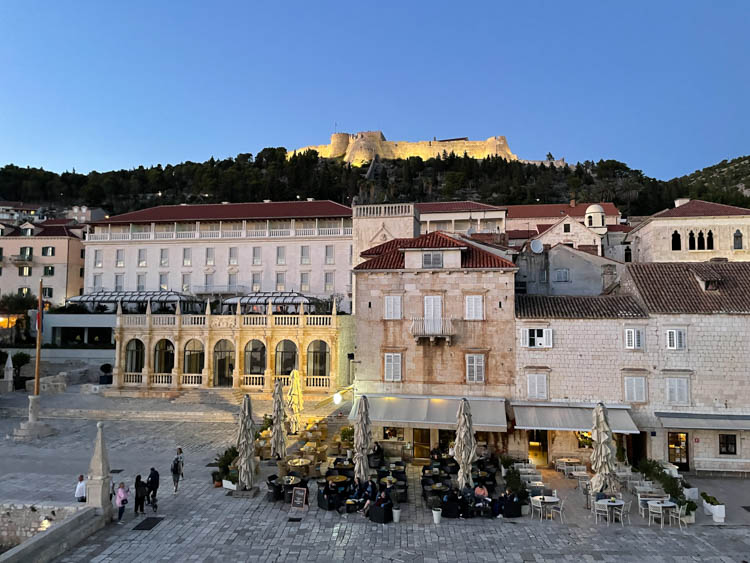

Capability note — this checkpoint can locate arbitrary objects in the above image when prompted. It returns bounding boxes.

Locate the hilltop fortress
[290,131,521,166]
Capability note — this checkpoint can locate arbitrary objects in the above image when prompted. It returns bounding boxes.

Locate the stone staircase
[170,388,245,406]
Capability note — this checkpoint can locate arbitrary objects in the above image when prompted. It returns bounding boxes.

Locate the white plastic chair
[550,499,564,523]
[613,500,631,526]
[669,503,687,530]
[594,502,610,526]
[531,497,543,520]
[648,503,664,528]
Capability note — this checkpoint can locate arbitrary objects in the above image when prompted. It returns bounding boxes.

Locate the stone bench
[694,458,750,476]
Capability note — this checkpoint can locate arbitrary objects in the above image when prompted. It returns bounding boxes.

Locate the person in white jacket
[75,475,86,502]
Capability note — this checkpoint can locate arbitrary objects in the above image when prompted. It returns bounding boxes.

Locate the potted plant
[701,492,725,523]
[504,467,530,515]
[428,496,442,524]
[682,480,699,501]
[392,499,401,523]
[211,471,222,488]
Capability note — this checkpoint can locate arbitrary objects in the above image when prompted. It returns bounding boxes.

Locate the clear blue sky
[1,1,747,180]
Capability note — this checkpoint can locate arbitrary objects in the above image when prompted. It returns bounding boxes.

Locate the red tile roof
[2,225,80,238]
[415,201,501,213]
[627,262,750,314]
[505,202,620,219]
[516,295,647,319]
[606,224,633,232]
[355,232,516,271]
[93,200,352,224]
[41,218,75,225]
[535,224,554,235]
[506,229,537,239]
[360,238,411,258]
[653,199,750,218]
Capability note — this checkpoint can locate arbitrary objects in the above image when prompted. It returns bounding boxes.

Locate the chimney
[674,198,690,208]
[306,198,315,202]
[569,198,576,208]
[263,199,271,203]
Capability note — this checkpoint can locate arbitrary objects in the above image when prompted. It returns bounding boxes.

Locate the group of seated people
[441,486,521,519]
[321,475,398,517]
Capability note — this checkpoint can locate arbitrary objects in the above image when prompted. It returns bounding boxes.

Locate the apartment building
[84,200,354,311]
[0,221,84,305]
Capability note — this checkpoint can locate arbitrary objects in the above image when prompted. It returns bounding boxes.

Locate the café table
[380,476,403,486]
[281,475,301,487]
[532,495,560,519]
[288,458,311,468]
[518,467,538,474]
[556,458,580,465]
[335,462,354,470]
[326,475,348,484]
[634,485,655,494]
[596,498,624,522]
[571,471,590,488]
[430,483,448,494]
[647,500,676,528]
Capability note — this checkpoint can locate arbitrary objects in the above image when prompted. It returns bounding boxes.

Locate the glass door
[413,428,431,459]
[667,432,689,471]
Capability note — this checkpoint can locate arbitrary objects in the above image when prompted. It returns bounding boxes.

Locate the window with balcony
[115,249,124,268]
[136,273,145,291]
[43,265,54,276]
[527,373,548,399]
[464,295,483,320]
[182,248,191,266]
[205,247,215,266]
[300,246,310,265]
[276,272,285,291]
[325,245,334,265]
[18,266,32,277]
[252,247,261,265]
[276,246,285,265]
[422,251,443,268]
[300,272,310,292]
[114,274,124,292]
[229,247,238,265]
[324,272,334,292]
[384,295,402,320]
[41,246,55,257]
[466,354,485,383]
[384,353,402,382]
[159,273,168,290]
[20,247,33,259]
[252,272,261,292]
[137,249,147,268]
[94,249,103,268]
[42,287,53,299]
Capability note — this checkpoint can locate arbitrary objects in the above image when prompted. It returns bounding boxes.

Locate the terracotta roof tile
[516,295,646,319]
[415,201,501,213]
[606,224,633,232]
[360,238,410,258]
[653,199,750,218]
[355,232,516,271]
[627,262,750,314]
[94,200,352,224]
[505,202,620,219]
[507,229,537,239]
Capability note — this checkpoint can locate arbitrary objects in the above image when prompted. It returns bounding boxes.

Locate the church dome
[585,204,605,215]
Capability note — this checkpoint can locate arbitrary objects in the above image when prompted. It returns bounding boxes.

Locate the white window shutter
[393,354,401,382]
[465,297,471,320]
[527,374,536,398]
[385,298,391,319]
[466,355,474,382]
[538,374,547,399]
[678,379,688,404]
[635,329,643,349]
[636,378,646,402]
[543,329,553,348]
[522,329,530,348]
[625,377,634,401]
[625,329,634,349]
[395,297,402,319]
[477,355,485,382]
[667,330,676,349]
[667,378,676,403]
[385,355,392,381]
[677,329,686,350]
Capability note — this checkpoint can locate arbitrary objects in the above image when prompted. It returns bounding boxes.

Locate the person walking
[74,475,86,502]
[171,448,185,493]
[115,482,130,524]
[134,475,148,516]
[146,467,160,505]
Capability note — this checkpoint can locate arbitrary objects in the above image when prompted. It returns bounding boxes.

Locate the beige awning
[512,402,639,434]
[348,395,507,431]
[656,412,750,431]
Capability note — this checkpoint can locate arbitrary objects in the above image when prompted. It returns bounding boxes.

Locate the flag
[36,307,43,333]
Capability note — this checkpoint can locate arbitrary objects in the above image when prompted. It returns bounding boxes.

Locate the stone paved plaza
[1,410,750,562]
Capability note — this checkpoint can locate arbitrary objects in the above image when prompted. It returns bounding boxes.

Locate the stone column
[174,306,182,389]
[86,422,113,522]
[204,299,212,388]
[233,306,242,388]
[113,301,123,388]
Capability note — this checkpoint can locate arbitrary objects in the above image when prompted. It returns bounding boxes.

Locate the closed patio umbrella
[453,398,477,491]
[353,395,372,484]
[237,394,257,491]
[287,369,304,435]
[589,402,618,493]
[271,378,287,459]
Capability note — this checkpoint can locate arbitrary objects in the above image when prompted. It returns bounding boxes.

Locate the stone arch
[183,338,204,374]
[688,231,696,251]
[125,338,145,373]
[244,339,266,375]
[734,229,743,250]
[697,230,705,250]
[624,246,632,263]
[154,338,175,374]
[671,231,681,251]
[275,340,298,375]
[213,339,235,387]
[306,340,330,377]
[707,230,714,250]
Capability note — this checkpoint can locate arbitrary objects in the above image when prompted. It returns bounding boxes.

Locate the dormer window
[422,251,443,268]
[23,228,33,236]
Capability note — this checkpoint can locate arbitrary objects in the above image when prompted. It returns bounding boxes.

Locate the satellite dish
[530,239,544,254]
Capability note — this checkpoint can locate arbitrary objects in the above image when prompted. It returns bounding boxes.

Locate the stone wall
[0,504,80,552]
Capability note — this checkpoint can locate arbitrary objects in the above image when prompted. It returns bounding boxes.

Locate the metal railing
[409,317,456,338]
[87,227,352,241]
[191,284,250,294]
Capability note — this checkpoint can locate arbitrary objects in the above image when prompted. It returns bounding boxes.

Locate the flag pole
[34,278,42,396]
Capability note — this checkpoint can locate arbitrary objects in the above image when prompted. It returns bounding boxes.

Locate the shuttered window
[464,295,484,320]
[624,376,646,402]
[384,353,402,382]
[666,329,686,350]
[466,354,485,383]
[666,378,689,405]
[522,328,553,348]
[527,373,548,399]
[384,295,402,320]
[625,328,643,350]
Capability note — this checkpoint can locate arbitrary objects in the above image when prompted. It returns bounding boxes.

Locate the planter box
[683,511,695,524]
[521,504,531,516]
[222,479,237,491]
[684,487,699,501]
[702,500,725,522]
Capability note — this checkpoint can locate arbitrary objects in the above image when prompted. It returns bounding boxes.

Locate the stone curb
[0,407,237,423]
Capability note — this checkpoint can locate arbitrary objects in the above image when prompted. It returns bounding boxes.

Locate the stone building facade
[352,231,517,458]
[626,199,750,263]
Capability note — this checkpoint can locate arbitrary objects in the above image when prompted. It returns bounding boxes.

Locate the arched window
[671,231,681,251]
[307,340,330,377]
[734,230,743,250]
[154,339,175,373]
[587,215,593,227]
[125,339,145,373]
[213,339,235,387]
[244,340,266,375]
[275,340,298,375]
[624,246,632,263]
[697,231,705,250]
[688,231,696,250]
[183,339,204,374]
[707,230,714,250]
